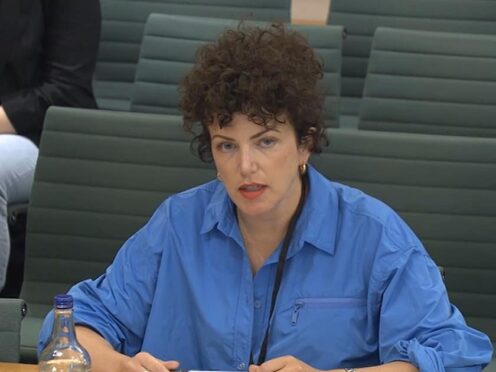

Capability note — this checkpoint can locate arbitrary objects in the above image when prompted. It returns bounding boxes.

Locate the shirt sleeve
[2,0,100,138]
[373,240,493,371]
[37,201,171,357]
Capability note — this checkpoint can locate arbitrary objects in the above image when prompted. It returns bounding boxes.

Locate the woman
[38,24,493,372]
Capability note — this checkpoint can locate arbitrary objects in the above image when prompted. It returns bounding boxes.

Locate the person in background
[38,23,493,372]
[0,0,100,292]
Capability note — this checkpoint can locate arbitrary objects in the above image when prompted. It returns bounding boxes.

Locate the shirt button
[254,299,262,309]
[238,362,247,370]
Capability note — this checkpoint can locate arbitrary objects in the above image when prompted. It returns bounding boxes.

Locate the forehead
[209,113,294,136]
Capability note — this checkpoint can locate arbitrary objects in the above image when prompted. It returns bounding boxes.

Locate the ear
[299,127,317,152]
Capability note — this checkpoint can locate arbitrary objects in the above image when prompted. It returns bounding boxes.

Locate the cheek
[268,154,301,181]
[213,155,237,182]
[278,147,306,168]
[212,152,228,171]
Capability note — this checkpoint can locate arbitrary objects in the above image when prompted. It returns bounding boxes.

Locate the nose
[239,146,257,177]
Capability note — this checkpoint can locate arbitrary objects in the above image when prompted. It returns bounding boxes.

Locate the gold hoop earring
[217,172,222,181]
[299,163,307,175]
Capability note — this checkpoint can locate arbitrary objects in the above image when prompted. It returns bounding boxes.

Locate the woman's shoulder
[312,169,423,253]
[139,179,222,241]
[311,173,428,281]
[154,179,222,219]
[311,168,396,224]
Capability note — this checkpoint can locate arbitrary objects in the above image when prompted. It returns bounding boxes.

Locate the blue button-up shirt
[38,166,493,371]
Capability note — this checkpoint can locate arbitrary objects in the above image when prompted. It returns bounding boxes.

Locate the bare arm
[75,326,179,372]
[0,106,16,134]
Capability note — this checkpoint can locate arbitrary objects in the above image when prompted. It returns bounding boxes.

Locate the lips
[239,183,267,200]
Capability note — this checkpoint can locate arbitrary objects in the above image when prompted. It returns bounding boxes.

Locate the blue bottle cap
[54,294,73,309]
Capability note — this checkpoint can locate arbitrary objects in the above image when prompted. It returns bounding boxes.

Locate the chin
[236,202,272,218]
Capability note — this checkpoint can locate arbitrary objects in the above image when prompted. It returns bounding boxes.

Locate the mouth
[239,183,267,200]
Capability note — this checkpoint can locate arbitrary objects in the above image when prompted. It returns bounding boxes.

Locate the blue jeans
[0,134,38,291]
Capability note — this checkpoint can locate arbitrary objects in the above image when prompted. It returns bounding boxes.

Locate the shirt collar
[200,165,338,256]
[292,165,338,256]
[200,182,240,241]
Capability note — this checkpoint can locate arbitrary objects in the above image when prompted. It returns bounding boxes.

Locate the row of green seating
[329,0,496,117]
[92,0,496,136]
[359,27,496,137]
[114,11,496,137]
[132,14,344,127]
[1,107,495,368]
[95,0,291,111]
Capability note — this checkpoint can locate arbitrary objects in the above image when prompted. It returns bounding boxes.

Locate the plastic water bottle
[39,294,91,372]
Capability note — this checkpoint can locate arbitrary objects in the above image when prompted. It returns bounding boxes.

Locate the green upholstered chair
[95,0,291,111]
[311,128,496,367]
[0,298,26,362]
[359,27,496,136]
[131,14,344,127]
[17,107,215,362]
[328,0,496,117]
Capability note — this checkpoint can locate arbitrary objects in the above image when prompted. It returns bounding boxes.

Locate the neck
[238,175,306,273]
[238,214,291,275]
[238,211,291,240]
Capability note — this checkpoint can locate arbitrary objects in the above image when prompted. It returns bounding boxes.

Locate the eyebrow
[211,127,278,142]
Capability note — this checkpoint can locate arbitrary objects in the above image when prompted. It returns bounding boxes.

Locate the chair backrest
[94,0,291,111]
[358,27,496,137]
[131,14,343,127]
[311,128,496,350]
[328,0,496,115]
[19,107,215,361]
[0,299,26,362]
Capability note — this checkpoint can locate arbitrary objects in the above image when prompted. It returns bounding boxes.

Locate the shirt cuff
[394,339,445,371]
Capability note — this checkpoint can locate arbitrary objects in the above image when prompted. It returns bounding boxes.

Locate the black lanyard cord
[250,175,308,366]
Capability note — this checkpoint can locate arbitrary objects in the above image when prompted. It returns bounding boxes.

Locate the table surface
[0,363,37,372]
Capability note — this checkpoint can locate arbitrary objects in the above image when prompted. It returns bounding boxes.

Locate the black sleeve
[2,0,101,140]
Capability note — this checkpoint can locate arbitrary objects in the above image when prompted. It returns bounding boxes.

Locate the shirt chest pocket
[291,297,367,326]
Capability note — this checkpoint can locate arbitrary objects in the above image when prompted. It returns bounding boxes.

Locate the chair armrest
[0,298,27,362]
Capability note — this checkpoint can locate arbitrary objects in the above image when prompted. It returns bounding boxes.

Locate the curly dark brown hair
[179,23,327,162]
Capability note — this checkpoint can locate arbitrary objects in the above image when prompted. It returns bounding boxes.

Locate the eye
[217,141,236,153]
[258,137,277,148]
